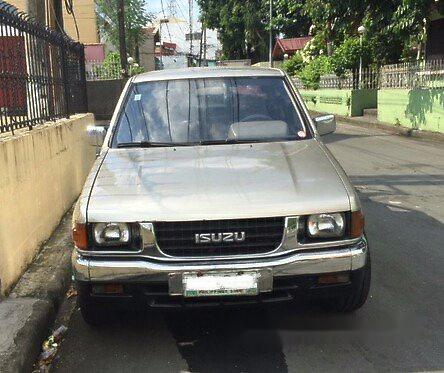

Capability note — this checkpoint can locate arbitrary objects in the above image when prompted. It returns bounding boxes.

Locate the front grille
[154,217,285,257]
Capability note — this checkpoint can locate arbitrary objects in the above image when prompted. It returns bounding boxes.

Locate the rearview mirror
[87,125,107,156]
[313,114,336,136]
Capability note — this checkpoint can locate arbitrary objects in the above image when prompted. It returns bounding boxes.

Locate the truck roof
[132,67,285,83]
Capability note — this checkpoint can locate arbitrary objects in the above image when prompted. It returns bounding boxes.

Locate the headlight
[93,222,131,246]
[307,213,345,238]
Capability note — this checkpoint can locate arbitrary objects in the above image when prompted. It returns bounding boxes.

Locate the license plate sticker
[183,272,259,297]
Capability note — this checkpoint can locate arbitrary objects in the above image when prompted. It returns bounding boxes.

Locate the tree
[270,0,311,38]
[303,0,437,63]
[330,37,371,76]
[197,0,269,62]
[95,0,152,61]
[390,0,435,60]
[303,0,366,56]
[199,0,438,64]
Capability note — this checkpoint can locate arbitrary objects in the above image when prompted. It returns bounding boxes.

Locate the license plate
[183,271,259,297]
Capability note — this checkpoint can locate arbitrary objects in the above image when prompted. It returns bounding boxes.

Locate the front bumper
[72,237,368,293]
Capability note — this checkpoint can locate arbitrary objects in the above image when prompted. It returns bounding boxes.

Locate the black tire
[77,284,108,326]
[321,246,371,313]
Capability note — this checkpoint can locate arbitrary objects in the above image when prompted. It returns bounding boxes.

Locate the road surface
[51,123,444,372]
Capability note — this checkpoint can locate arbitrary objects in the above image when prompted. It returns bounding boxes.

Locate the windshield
[112,77,309,147]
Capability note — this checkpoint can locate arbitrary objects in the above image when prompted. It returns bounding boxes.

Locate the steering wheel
[240,114,273,122]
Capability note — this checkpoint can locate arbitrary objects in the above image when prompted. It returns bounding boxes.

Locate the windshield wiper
[117,141,191,148]
[199,139,270,145]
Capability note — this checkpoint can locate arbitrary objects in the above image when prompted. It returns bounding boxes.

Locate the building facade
[139,26,160,72]
[7,0,98,44]
[272,37,312,60]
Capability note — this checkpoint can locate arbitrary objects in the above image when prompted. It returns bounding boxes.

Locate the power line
[188,0,193,56]
[160,0,172,42]
[173,0,188,21]
[168,0,187,37]
[64,0,80,41]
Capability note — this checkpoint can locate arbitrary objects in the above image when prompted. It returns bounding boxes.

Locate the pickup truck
[72,67,370,325]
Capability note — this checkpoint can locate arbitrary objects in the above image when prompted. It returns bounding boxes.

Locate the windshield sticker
[298,131,306,138]
[134,94,142,101]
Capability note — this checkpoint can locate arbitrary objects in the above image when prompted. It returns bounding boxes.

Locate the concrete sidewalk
[311,111,444,143]
[0,210,74,373]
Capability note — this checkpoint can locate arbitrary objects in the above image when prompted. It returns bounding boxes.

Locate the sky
[145,0,221,59]
[145,0,200,25]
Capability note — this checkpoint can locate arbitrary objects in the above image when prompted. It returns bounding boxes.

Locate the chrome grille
[154,217,285,257]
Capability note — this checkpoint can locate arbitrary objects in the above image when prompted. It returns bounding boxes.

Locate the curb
[311,111,444,143]
[0,209,74,373]
[0,299,55,373]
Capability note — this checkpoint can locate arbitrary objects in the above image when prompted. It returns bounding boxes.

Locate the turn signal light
[318,273,350,284]
[350,211,365,238]
[92,284,124,295]
[72,223,88,250]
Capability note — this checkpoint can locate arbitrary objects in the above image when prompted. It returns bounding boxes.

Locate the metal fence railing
[319,68,380,89]
[291,77,304,90]
[380,59,444,89]
[292,59,443,91]
[86,60,121,81]
[0,2,87,135]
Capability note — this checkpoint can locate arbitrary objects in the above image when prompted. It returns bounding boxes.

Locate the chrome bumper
[72,238,368,293]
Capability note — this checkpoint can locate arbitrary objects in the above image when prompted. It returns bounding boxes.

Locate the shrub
[129,64,144,75]
[300,34,325,63]
[331,37,371,76]
[282,52,304,76]
[297,56,333,89]
[96,52,144,78]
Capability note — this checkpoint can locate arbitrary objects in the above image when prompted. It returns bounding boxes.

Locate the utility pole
[26,0,46,26]
[358,25,366,89]
[118,0,128,77]
[159,19,169,70]
[269,0,273,67]
[198,28,203,67]
[203,27,207,67]
[159,21,163,68]
[189,0,193,62]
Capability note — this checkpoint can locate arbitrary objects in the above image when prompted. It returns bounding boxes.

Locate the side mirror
[87,125,107,156]
[313,114,336,136]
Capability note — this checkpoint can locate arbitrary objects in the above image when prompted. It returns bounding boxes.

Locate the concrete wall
[8,0,98,44]
[139,31,157,72]
[86,79,125,120]
[0,114,96,295]
[62,0,99,44]
[298,89,378,117]
[299,89,351,116]
[350,89,378,116]
[378,88,443,133]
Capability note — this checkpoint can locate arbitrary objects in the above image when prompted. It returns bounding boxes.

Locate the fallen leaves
[34,325,68,372]
[66,287,78,299]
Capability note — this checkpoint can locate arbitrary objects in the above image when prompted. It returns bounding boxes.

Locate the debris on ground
[66,286,77,299]
[34,325,68,372]
[178,340,197,347]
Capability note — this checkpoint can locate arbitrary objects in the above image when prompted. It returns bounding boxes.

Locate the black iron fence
[0,1,87,135]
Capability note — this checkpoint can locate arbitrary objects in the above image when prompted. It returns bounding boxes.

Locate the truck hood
[87,139,351,222]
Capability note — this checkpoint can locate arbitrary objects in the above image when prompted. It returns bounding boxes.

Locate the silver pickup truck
[72,67,370,325]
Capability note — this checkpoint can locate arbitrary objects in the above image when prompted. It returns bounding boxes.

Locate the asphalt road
[51,123,444,372]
